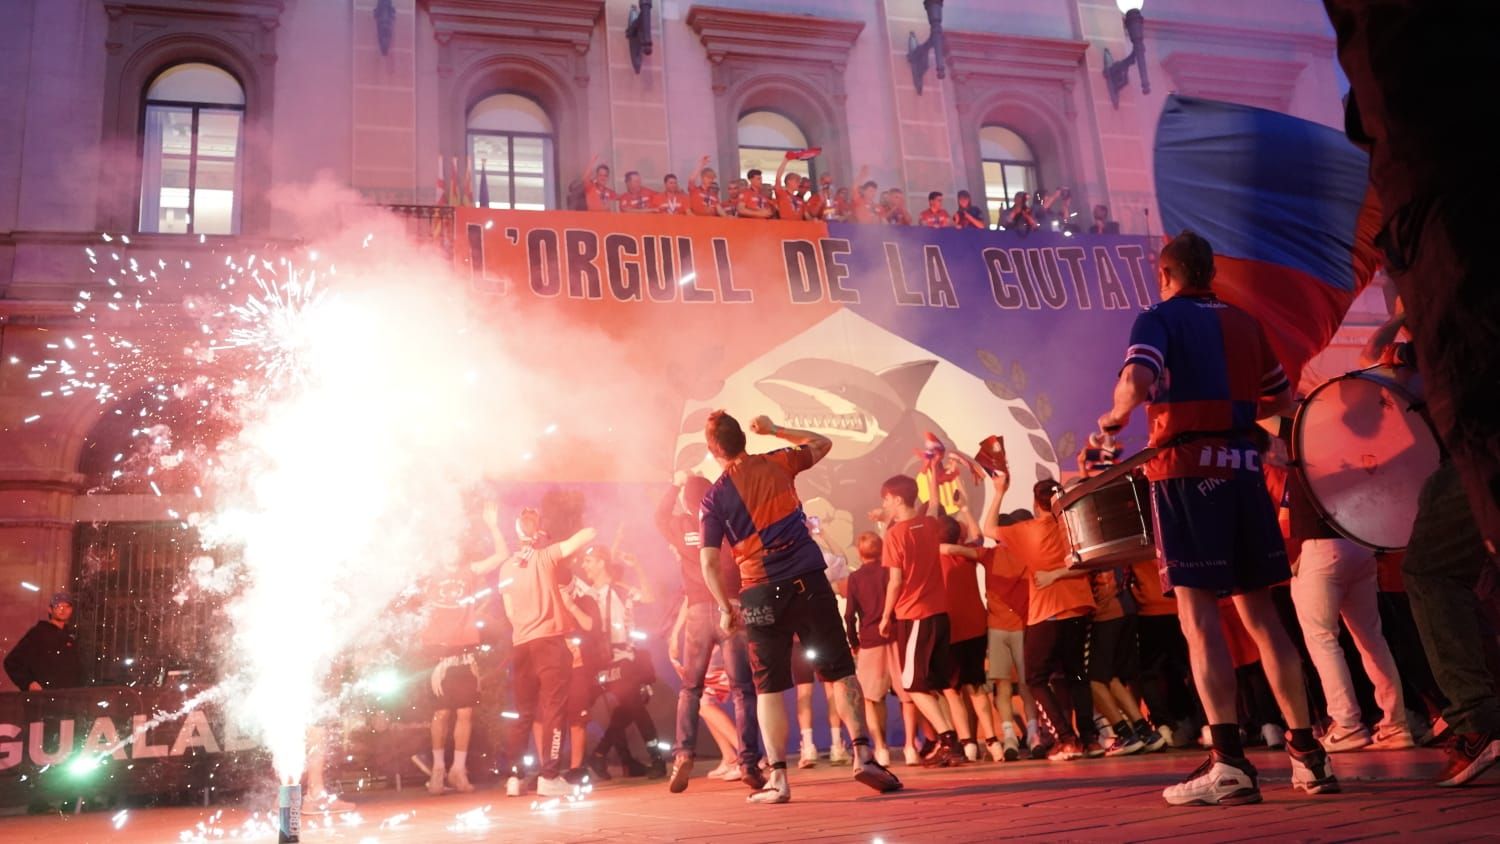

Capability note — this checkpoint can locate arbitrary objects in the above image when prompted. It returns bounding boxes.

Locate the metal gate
[70,521,231,687]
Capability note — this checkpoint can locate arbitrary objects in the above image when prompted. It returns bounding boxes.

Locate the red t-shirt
[421,567,483,652]
[739,188,771,216]
[920,208,951,227]
[498,543,569,646]
[853,199,882,224]
[584,180,617,212]
[1132,559,1177,616]
[886,206,913,226]
[774,186,805,221]
[992,516,1095,622]
[940,551,988,642]
[654,190,689,215]
[689,184,721,216]
[618,188,658,212]
[983,546,1027,631]
[881,515,948,620]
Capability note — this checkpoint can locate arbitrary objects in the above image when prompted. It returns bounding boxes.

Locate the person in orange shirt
[935,513,1004,762]
[617,170,659,213]
[978,498,1041,759]
[772,160,806,222]
[688,155,725,217]
[737,170,774,219]
[853,180,883,225]
[582,155,617,212]
[804,174,839,221]
[884,188,913,226]
[919,192,951,228]
[983,471,1098,761]
[654,173,690,215]
[876,474,966,767]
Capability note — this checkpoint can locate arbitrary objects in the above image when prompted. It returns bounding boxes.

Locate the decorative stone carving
[685,5,863,186]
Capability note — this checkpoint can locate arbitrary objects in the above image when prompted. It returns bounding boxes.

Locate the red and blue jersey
[700,446,826,588]
[1123,292,1289,480]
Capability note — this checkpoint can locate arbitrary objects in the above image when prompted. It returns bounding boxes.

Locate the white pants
[1291,537,1405,731]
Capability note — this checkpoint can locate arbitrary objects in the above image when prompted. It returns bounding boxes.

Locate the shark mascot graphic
[673,311,1057,567]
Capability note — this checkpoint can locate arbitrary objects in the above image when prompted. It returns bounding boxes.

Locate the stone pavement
[0,745,1495,843]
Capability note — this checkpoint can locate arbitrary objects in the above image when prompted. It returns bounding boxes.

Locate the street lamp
[1102,0,1149,109]
[907,0,945,96]
[627,1,655,75]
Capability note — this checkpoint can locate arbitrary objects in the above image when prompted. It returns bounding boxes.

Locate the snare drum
[1056,450,1159,571]
[1291,366,1441,551]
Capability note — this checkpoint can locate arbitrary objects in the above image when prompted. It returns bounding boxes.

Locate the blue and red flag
[1154,94,1382,390]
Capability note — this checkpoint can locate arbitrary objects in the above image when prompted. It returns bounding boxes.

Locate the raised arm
[469,500,511,575]
[749,415,832,465]
[555,526,598,560]
[982,471,1011,543]
[1099,363,1157,436]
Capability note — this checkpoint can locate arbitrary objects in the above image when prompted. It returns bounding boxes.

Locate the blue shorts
[1150,473,1290,596]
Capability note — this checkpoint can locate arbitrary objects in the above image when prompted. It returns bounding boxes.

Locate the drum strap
[1162,429,1262,448]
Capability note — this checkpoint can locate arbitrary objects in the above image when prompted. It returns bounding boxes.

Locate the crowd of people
[568,153,1121,235]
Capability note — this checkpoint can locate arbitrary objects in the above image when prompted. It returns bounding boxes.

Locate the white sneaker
[427,766,447,796]
[1002,735,1021,762]
[798,743,818,769]
[986,738,1005,762]
[536,775,573,798]
[1289,744,1341,794]
[903,745,920,766]
[504,776,523,797]
[963,741,980,762]
[1321,725,1372,753]
[748,769,791,804]
[719,763,744,782]
[1261,723,1285,749]
[829,742,851,764]
[1369,724,1415,750]
[447,767,475,793]
[706,761,735,779]
[874,747,891,768]
[1162,752,1262,806]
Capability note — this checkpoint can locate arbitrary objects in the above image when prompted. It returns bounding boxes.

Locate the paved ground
[0,746,1495,843]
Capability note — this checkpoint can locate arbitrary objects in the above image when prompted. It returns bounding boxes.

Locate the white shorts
[986,628,1025,682]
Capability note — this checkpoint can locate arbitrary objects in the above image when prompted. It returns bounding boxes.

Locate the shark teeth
[786,413,869,434]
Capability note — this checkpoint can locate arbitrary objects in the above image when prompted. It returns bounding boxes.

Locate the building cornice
[423,0,604,51]
[944,30,1088,86]
[685,5,864,69]
[1161,52,1307,112]
[1148,18,1335,58]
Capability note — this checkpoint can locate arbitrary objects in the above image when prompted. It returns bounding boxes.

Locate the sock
[1001,720,1018,739]
[432,749,446,771]
[452,750,467,774]
[771,760,787,770]
[801,728,816,751]
[962,736,979,746]
[1287,727,1319,753]
[1209,724,1244,759]
[940,729,960,747]
[1113,720,1131,739]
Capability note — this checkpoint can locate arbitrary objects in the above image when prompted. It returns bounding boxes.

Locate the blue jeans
[674,601,759,765]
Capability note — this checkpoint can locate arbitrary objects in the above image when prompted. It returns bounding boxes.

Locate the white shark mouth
[758,378,887,445]
[783,412,871,433]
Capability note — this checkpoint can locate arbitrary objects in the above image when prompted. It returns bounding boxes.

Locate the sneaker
[587,754,613,782]
[1083,740,1106,758]
[854,758,903,793]
[705,760,734,779]
[747,770,790,804]
[505,776,523,797]
[986,737,1005,763]
[1261,723,1285,749]
[922,742,966,768]
[1140,725,1168,753]
[963,739,980,762]
[874,747,891,768]
[829,742,851,764]
[1104,734,1145,757]
[536,775,574,798]
[1321,725,1372,753]
[447,768,475,793]
[562,767,592,786]
[740,764,768,791]
[1047,740,1084,762]
[1002,735,1021,762]
[1170,719,1198,749]
[1422,716,1452,747]
[903,745,920,766]
[1030,741,1053,761]
[1368,724,1415,751]
[647,755,668,779]
[1288,744,1341,794]
[798,743,818,769]
[427,765,447,796]
[1199,725,1213,749]
[1162,751,1261,806]
[667,754,693,794]
[1436,732,1500,787]
[622,756,648,778]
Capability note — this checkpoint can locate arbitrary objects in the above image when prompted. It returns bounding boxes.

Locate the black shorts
[949,635,988,688]
[896,613,953,693]
[791,639,817,686]
[741,574,856,694]
[428,653,481,710]
[1088,616,1141,683]
[567,666,601,721]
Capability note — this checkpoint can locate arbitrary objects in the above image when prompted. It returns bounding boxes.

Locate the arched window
[139,63,245,235]
[738,110,814,182]
[468,94,556,211]
[980,125,1039,225]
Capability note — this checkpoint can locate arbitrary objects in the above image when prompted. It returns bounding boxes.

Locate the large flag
[1154,94,1382,390]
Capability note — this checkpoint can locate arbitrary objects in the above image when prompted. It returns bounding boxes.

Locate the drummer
[979,471,1097,761]
[1097,230,1338,806]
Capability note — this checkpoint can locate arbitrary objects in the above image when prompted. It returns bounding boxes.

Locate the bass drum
[1291,367,1441,551]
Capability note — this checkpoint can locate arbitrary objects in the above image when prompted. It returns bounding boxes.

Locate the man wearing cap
[5,591,82,691]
